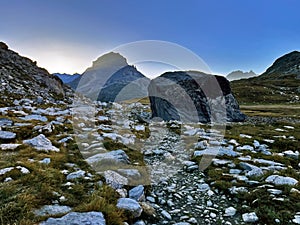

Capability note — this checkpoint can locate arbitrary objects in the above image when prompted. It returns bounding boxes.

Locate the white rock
[117,198,142,218]
[210,212,217,218]
[135,125,145,131]
[34,205,71,216]
[86,150,129,165]
[66,170,85,180]
[0,144,21,150]
[39,158,51,164]
[239,134,252,138]
[242,212,259,223]
[16,166,30,174]
[265,175,298,186]
[129,185,145,202]
[0,167,14,175]
[23,134,60,152]
[40,211,105,225]
[104,170,128,189]
[293,215,300,224]
[0,131,16,140]
[161,210,172,220]
[20,114,48,122]
[224,207,237,217]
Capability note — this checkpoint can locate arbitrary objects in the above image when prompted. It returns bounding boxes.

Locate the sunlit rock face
[148,71,246,123]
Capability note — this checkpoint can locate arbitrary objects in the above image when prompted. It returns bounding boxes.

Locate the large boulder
[40,211,106,225]
[148,71,246,123]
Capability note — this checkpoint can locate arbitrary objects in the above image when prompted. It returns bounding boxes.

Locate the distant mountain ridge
[71,52,150,102]
[226,70,258,81]
[53,73,81,84]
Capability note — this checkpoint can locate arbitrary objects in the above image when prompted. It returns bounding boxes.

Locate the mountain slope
[0,42,66,105]
[231,51,300,104]
[70,52,150,102]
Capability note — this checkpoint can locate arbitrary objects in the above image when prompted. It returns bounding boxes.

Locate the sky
[1,0,300,77]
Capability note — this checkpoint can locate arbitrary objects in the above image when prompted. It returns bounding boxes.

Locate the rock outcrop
[148,71,246,122]
[70,52,150,102]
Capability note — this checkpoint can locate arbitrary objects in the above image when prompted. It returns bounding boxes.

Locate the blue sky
[1,0,300,76]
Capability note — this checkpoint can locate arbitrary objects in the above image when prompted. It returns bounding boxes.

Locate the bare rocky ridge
[261,51,300,79]
[0,42,67,104]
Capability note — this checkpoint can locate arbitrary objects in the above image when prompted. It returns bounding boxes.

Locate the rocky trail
[0,99,299,225]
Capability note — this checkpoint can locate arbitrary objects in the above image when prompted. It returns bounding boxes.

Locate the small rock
[293,214,300,224]
[129,185,145,202]
[224,207,236,217]
[117,198,142,218]
[0,131,16,140]
[242,212,259,223]
[0,144,21,150]
[66,170,85,180]
[40,211,105,225]
[34,205,71,216]
[104,170,128,189]
[23,134,60,152]
[265,175,298,186]
[20,114,48,122]
[161,210,172,220]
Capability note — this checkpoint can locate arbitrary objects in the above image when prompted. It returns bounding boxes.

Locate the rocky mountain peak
[89,52,128,71]
[263,51,300,78]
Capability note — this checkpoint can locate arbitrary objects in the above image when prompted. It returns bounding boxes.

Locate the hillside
[0,42,67,106]
[231,51,300,104]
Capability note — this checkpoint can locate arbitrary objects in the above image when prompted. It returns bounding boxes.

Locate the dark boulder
[148,71,246,123]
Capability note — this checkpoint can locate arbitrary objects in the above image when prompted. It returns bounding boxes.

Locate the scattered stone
[240,162,263,177]
[34,205,72,216]
[129,185,145,202]
[39,158,51,164]
[66,170,85,180]
[0,130,16,140]
[86,149,130,165]
[20,114,48,122]
[265,175,298,186]
[0,167,14,176]
[104,170,128,189]
[224,207,237,217]
[0,118,13,127]
[293,214,300,224]
[23,134,60,152]
[40,211,105,225]
[117,198,142,218]
[161,210,172,220]
[0,144,21,150]
[242,212,259,223]
[283,150,299,159]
